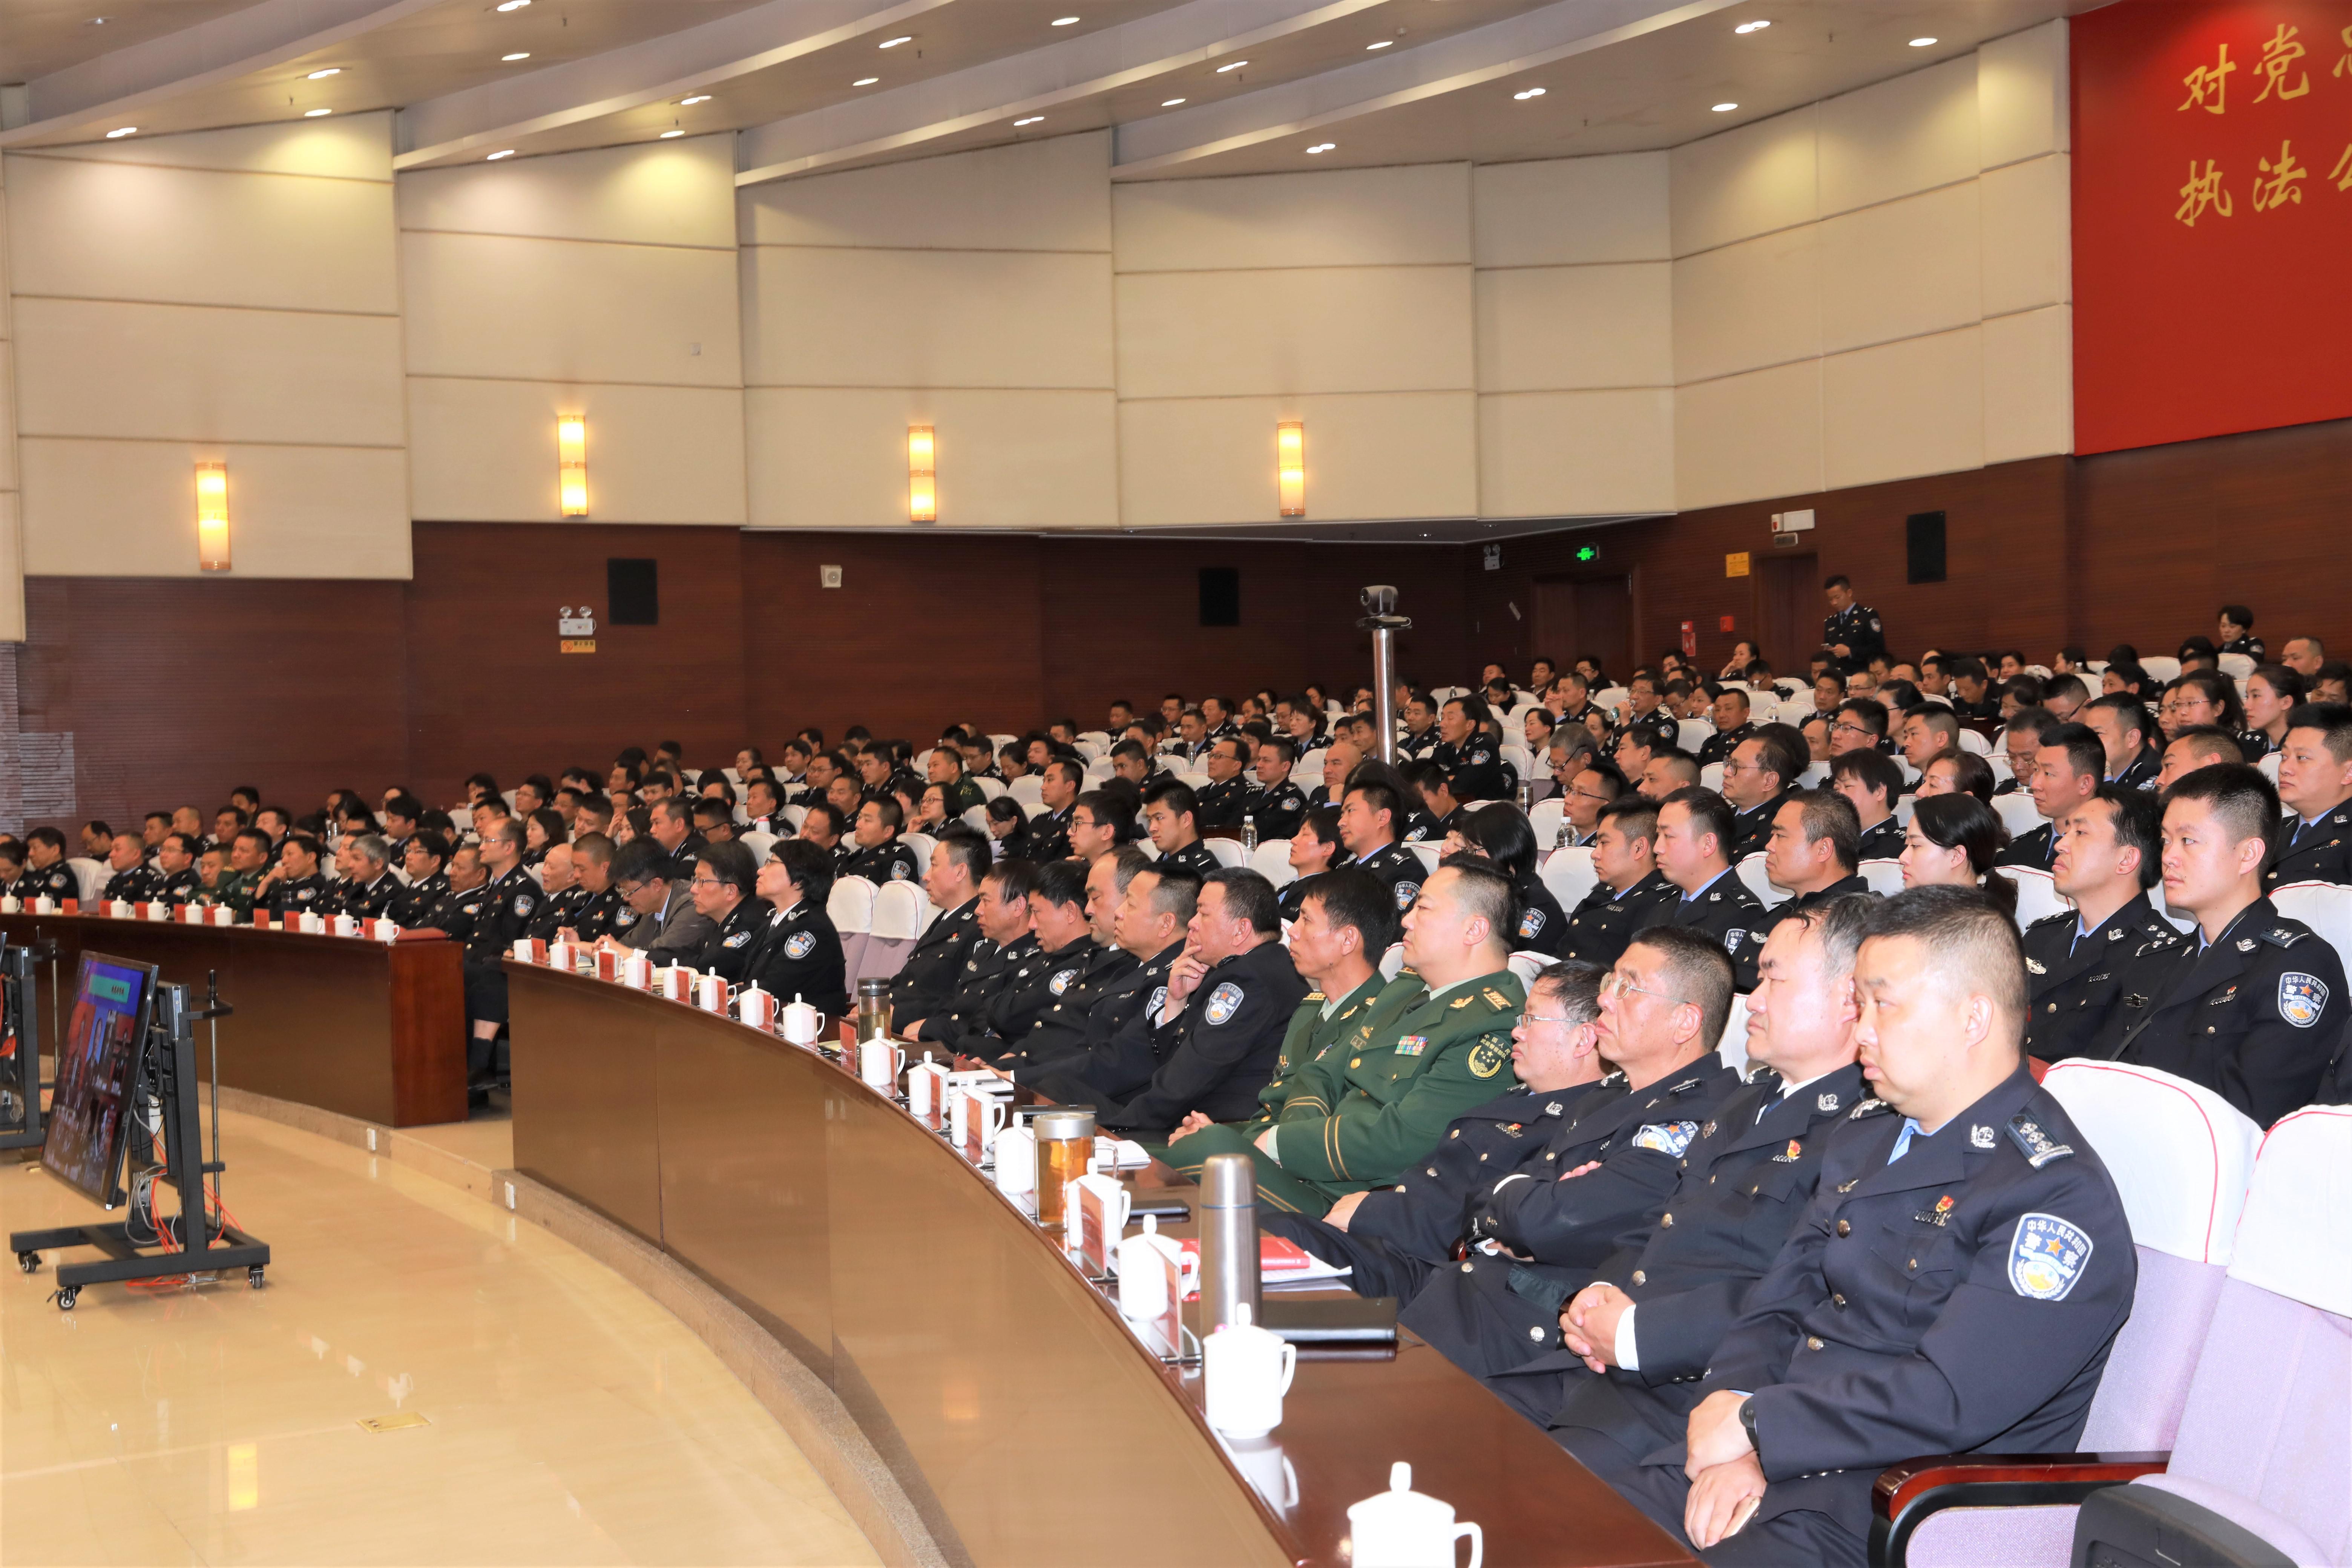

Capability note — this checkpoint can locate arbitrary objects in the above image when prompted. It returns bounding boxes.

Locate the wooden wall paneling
[404,522,748,799]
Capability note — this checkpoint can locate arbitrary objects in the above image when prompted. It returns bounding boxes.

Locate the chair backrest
[1699,762,1725,793]
[781,803,808,831]
[1993,792,2045,839]
[1857,858,1904,896]
[1202,838,1248,868]
[1379,941,1406,981]
[1500,743,1532,785]
[1074,739,1105,762]
[501,789,518,811]
[2257,751,2281,782]
[1249,839,1297,887]
[1956,728,1991,756]
[973,777,1006,801]
[2043,1061,2263,1450]
[869,879,933,941]
[66,857,106,902]
[1539,845,1598,911]
[827,876,877,935]
[2133,1107,2352,1565]
[2140,654,2182,684]
[1893,797,1917,828]
[1798,760,1829,787]
[2217,651,2255,681]
[1716,990,1751,1077]
[1528,797,1565,848]
[1403,841,1442,873]
[738,829,777,865]
[722,767,743,786]
[2269,880,2352,975]
[2006,866,2071,928]
[1987,754,2015,786]
[1506,950,1547,990]
[1735,852,1788,909]
[961,806,991,832]
[1009,775,1045,806]
[1676,718,1713,753]
[1297,748,1327,782]
[1085,757,1113,780]
[900,831,937,871]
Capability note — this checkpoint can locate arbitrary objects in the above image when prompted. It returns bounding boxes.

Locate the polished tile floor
[2,1112,880,1566]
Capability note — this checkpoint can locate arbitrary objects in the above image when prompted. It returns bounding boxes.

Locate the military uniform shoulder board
[2005,1113,2075,1167]
[1303,991,1325,1004]
[1848,1097,1894,1120]
[1480,986,1512,1010]
[2261,926,2309,947]
[2027,910,2071,928]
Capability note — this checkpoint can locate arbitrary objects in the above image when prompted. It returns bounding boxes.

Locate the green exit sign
[1575,545,1600,563]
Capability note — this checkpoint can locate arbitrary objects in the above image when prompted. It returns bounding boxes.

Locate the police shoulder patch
[2279,972,2329,1027]
[1148,985,1168,1017]
[723,930,752,948]
[1631,1120,1700,1157]
[514,894,535,915]
[1394,880,1421,910]
[890,861,911,880]
[1518,908,1546,939]
[1050,967,1080,996]
[2261,926,2309,948]
[784,931,817,959]
[1466,1031,1512,1079]
[2009,1212,2093,1300]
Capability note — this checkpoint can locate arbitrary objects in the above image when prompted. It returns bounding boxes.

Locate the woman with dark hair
[523,807,569,866]
[2240,664,2306,757]
[1303,682,1330,716]
[2052,645,2090,676]
[748,838,847,1015]
[1447,804,1569,957]
[1717,639,1761,681]
[1279,805,1346,923]
[462,773,501,806]
[1899,793,2017,918]
[1917,751,1998,804]
[612,805,651,848]
[911,782,951,834]
[2165,668,2248,743]
[982,795,1031,860]
[2101,660,2153,701]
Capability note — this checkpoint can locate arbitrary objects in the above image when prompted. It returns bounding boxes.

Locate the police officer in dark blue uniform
[1562,799,1676,967]
[2263,701,2352,890]
[1820,573,1886,673]
[2019,786,2177,1063]
[745,838,849,1015]
[1190,737,1260,833]
[686,841,768,984]
[840,798,921,885]
[1247,739,1310,843]
[259,834,331,918]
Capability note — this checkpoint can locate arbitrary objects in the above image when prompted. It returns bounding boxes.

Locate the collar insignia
[2238,937,2258,952]
[1817,1092,1840,1113]
[1970,1124,1996,1149]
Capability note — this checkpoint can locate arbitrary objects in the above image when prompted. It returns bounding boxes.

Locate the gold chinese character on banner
[2331,143,2352,193]
[2180,42,2235,111]
[2251,141,2308,209]
[2177,158,2234,224]
[2251,23,2310,101]
[2335,24,2352,78]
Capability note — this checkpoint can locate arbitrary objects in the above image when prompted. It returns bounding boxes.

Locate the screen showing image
[40,953,154,1204]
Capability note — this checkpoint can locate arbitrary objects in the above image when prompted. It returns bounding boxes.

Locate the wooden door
[1536,575,1634,682]
[1756,553,1818,674]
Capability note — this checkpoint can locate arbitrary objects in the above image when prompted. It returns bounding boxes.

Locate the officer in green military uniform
[928,746,988,819]
[1158,865,1399,1171]
[1232,860,1527,1215]
[205,827,272,919]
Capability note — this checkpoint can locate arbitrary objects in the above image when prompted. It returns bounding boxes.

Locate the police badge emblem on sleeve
[2279,972,2328,1027]
[2009,1213,2092,1300]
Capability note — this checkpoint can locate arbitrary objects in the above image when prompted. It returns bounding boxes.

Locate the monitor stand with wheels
[11,978,270,1309]
[0,945,42,1153]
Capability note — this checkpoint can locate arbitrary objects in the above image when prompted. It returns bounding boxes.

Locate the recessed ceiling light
[1711,102,1738,112]
[502,52,530,61]
[1162,97,1186,106]
[1513,87,1546,100]
[106,126,137,138]
[307,67,342,79]
[1051,15,1081,24]
[1216,59,1248,72]
[1014,115,1044,126]
[1366,39,1392,49]
[1306,142,1335,154]
[679,94,711,106]
[1909,36,1937,46]
[660,129,684,138]
[487,149,515,159]
[879,35,912,48]
[853,76,879,86]
[1734,19,1769,33]
[305,108,333,117]
[86,14,109,22]
[496,0,530,10]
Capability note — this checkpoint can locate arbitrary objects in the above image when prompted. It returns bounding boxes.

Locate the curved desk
[0,911,465,1126]
[506,960,1693,1568]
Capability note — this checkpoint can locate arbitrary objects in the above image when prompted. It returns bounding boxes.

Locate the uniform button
[1545,1152,1556,1161]
[1478,1152,1488,1161]
[1710,1174,1718,1185]
[1832,1293,1847,1309]
[1631,1270,1646,1286]
[1351,1058,1362,1068]
[1461,1262,1475,1273]
[1907,1258,1919,1270]
[1426,1168,1437,1178]
[1529,1326,1545,1341]
[1449,1130,1459,1139]
[1836,1220,1851,1237]
[2047,1003,2056,1013]
[1661,1213,1673,1226]
[1806,1336,1823,1351]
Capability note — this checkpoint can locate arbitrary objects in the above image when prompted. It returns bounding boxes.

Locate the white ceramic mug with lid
[1346,1463,1481,1568]
[1202,1303,1295,1440]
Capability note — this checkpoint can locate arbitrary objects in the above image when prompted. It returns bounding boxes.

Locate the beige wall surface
[0,24,2075,592]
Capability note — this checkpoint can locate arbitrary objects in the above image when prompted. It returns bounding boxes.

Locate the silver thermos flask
[1197,1152,1260,1337]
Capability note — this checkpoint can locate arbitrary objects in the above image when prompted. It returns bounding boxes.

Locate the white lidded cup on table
[1346,1462,1482,1568]
[1202,1302,1295,1440]
[992,1124,1036,1197]
[859,1036,904,1090]
[779,994,821,1045]
[1117,1214,1189,1320]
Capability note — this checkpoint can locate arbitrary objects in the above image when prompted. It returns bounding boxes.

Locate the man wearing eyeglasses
[1398,926,1743,1382]
[1722,732,1802,861]
[1555,757,1622,849]
[1826,699,1887,758]
[601,837,714,960]
[685,841,766,984]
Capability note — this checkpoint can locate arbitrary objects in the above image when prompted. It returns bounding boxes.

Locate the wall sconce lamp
[908,424,937,523]
[1277,419,1305,518]
[195,461,231,570]
[558,415,589,517]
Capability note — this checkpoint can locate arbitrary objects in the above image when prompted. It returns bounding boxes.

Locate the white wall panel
[400,231,741,385]
[400,136,736,250]
[0,349,16,495]
[1478,390,1674,517]
[5,153,399,314]
[1675,360,1822,512]
[1821,327,1984,489]
[1118,393,1475,527]
[27,113,393,180]
[19,438,410,578]
[1475,264,1671,393]
[408,379,746,524]
[1979,153,2071,317]
[1979,20,2070,168]
[1114,164,1472,272]
[1816,182,1981,354]
[0,495,22,642]
[746,387,1117,530]
[1815,56,1980,216]
[13,298,405,447]
[742,246,1113,390]
[1116,266,1473,399]
[742,132,1112,252]
[1472,153,1670,267]
[1669,107,1818,258]
[1982,304,2072,463]
[1671,226,1820,385]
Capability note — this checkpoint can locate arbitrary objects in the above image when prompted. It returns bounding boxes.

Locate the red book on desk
[1178,1235,1316,1278]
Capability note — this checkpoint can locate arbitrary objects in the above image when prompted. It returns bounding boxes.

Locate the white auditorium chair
[1798,761,1829,787]
[1898,758,1921,785]
[1009,776,1044,807]
[901,831,937,869]
[1249,840,1295,887]
[2216,651,2254,681]
[1676,718,1713,753]
[1538,845,1597,912]
[1529,797,1565,848]
[1993,793,2046,839]
[1700,762,1725,793]
[2140,655,2182,683]
[973,777,1006,802]
[1895,797,1917,828]
[961,806,991,832]
[1593,686,1630,713]
[1957,729,1991,756]
[1085,757,1113,781]
[1379,942,1406,981]
[860,881,933,984]
[1403,841,1442,874]
[2268,881,2352,973]
[1989,756,2015,787]
[1078,731,1109,748]
[2006,866,2071,927]
[782,804,807,831]
[2258,752,2281,783]
[1716,991,1751,1078]
[1298,748,1327,782]
[1735,853,1789,909]
[988,733,1016,752]
[1022,800,1049,819]
[1507,951,1548,990]
[828,877,877,980]
[722,768,742,786]
[65,858,106,903]
[501,789,519,811]
[738,830,777,865]
[1074,739,1104,762]
[1500,744,1532,786]
[1202,839,1249,869]
[1858,858,1904,896]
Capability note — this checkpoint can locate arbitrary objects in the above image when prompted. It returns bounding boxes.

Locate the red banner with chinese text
[2072,1,2352,454]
